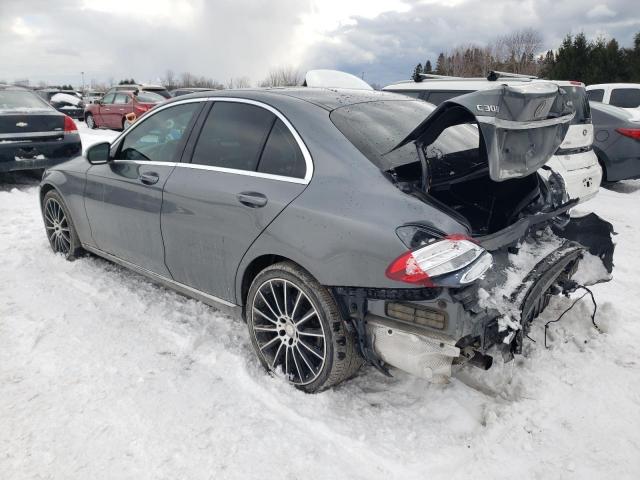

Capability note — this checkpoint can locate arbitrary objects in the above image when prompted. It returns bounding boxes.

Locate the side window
[191,102,275,171]
[102,93,116,104]
[115,103,200,162]
[609,88,640,108]
[258,119,306,179]
[587,89,604,102]
[114,93,131,104]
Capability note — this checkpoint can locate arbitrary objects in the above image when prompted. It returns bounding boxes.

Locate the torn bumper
[337,213,615,381]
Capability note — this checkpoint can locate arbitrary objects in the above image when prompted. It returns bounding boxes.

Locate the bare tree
[226,76,252,89]
[492,28,543,75]
[259,66,302,87]
[162,69,177,90]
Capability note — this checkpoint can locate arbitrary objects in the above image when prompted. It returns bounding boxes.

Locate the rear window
[610,88,640,108]
[136,91,165,103]
[587,89,604,102]
[145,88,171,99]
[330,100,479,171]
[555,86,591,124]
[0,90,51,111]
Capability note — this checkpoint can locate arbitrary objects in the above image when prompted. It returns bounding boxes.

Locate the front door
[84,101,203,275]
[96,92,115,126]
[161,100,310,302]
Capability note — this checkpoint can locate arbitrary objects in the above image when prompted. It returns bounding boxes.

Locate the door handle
[237,191,268,208]
[139,172,159,185]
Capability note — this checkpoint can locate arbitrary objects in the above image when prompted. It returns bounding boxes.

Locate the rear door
[161,99,310,302]
[84,101,203,275]
[112,93,133,128]
[97,93,115,126]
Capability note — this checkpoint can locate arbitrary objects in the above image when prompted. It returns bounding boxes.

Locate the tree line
[412,29,640,84]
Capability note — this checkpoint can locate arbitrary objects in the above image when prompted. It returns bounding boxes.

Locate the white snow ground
[1,123,640,479]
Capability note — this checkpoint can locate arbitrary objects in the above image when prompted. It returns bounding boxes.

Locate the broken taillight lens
[616,128,640,141]
[386,237,491,286]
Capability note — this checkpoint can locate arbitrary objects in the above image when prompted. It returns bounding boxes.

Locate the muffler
[366,316,459,384]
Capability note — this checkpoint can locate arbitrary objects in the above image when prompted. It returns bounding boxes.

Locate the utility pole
[81,71,85,93]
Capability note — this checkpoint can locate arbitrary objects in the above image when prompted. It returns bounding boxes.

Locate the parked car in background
[0,84,81,173]
[39,83,614,392]
[384,73,602,203]
[110,84,171,99]
[83,90,104,104]
[35,88,85,120]
[587,84,640,113]
[84,90,165,130]
[590,101,640,182]
[170,87,215,97]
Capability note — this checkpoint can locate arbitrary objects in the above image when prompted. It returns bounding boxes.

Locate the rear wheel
[42,190,83,260]
[85,113,96,129]
[246,261,362,392]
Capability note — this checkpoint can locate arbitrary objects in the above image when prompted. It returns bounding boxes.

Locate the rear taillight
[616,128,640,141]
[63,115,77,133]
[386,237,492,286]
[135,103,150,113]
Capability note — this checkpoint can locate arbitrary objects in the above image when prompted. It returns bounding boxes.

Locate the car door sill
[82,244,241,316]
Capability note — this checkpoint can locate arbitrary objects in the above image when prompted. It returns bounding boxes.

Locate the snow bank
[1,152,639,478]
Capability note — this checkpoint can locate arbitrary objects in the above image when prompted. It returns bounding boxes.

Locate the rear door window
[609,88,640,108]
[257,119,306,178]
[191,102,275,171]
[587,89,604,102]
[102,93,116,104]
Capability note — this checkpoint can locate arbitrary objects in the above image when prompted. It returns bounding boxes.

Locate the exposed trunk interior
[391,150,547,236]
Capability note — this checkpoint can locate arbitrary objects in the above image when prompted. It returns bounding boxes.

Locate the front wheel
[247,262,362,393]
[42,190,83,260]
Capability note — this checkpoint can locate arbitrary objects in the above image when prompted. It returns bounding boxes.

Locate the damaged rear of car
[328,83,615,383]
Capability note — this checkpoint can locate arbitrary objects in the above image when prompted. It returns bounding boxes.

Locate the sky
[0,0,638,88]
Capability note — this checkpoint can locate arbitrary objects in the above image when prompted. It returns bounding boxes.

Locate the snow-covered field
[1,123,640,479]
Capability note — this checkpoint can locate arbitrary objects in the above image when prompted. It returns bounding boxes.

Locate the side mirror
[86,142,111,164]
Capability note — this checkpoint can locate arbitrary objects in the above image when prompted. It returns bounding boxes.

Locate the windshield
[0,90,51,111]
[330,99,479,170]
[136,91,165,103]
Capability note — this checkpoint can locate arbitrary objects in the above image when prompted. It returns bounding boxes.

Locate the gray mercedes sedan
[39,84,615,392]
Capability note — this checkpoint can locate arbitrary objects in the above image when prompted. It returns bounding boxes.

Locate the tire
[42,189,83,260]
[85,113,96,129]
[246,261,363,393]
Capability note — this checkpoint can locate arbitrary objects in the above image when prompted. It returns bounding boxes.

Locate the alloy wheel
[250,278,327,385]
[44,198,71,255]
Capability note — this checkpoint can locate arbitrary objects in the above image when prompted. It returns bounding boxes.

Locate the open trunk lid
[392,82,575,181]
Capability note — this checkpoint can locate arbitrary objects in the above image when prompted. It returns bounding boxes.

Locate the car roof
[180,87,409,111]
[384,77,583,91]
[0,84,30,91]
[587,83,640,89]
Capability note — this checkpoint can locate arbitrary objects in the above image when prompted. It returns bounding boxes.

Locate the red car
[84,89,165,130]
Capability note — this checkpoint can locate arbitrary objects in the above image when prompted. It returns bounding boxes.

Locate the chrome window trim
[110,96,314,184]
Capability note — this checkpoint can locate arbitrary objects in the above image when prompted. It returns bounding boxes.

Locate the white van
[384,73,601,203]
[586,83,640,114]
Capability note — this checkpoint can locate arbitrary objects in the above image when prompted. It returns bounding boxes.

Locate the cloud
[304,0,639,86]
[587,4,617,19]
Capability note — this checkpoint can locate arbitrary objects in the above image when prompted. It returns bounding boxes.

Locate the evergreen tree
[435,53,446,75]
[424,60,432,73]
[411,63,423,82]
